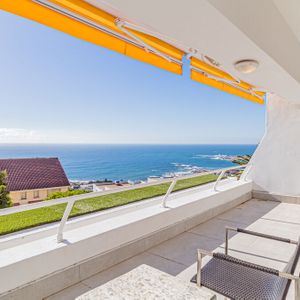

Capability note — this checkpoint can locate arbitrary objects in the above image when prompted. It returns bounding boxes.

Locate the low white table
[76,264,215,300]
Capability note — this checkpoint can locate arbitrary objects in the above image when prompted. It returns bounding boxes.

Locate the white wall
[248,94,300,195]
[0,181,251,295]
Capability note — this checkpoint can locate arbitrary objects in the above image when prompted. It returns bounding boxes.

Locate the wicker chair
[191,227,300,300]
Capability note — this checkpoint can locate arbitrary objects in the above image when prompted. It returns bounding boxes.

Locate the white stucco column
[247,94,300,196]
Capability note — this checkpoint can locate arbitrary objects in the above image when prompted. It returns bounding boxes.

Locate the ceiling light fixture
[234,59,259,74]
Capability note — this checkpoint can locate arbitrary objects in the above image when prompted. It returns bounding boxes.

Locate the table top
[76,264,215,300]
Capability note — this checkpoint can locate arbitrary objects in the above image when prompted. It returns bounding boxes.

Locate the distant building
[0,158,70,205]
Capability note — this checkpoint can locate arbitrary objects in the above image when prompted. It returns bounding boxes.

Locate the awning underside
[0,0,265,104]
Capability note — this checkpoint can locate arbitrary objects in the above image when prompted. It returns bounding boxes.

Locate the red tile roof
[0,158,70,192]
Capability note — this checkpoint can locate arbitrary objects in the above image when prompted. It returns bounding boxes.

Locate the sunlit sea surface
[0,144,256,181]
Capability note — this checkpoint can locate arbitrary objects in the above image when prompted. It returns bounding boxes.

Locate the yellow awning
[0,0,184,74]
[0,0,266,104]
[190,57,265,104]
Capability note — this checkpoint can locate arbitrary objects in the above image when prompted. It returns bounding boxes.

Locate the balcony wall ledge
[0,180,252,299]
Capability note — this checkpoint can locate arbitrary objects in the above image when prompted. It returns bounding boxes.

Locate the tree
[0,170,12,208]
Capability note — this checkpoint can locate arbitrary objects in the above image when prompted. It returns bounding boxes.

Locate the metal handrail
[0,165,248,217]
[162,164,249,208]
[61,164,248,239]
[0,174,202,216]
[0,164,250,243]
[213,164,249,191]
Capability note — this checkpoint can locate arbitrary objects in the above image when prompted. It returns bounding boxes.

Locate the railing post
[57,198,76,243]
[162,179,177,208]
[213,170,226,192]
[241,164,252,182]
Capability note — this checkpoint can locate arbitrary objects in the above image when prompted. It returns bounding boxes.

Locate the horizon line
[0,142,258,146]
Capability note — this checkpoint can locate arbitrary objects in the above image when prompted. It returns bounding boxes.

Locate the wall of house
[10,186,69,205]
[247,93,300,196]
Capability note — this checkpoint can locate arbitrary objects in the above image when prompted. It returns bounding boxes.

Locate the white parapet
[0,180,252,297]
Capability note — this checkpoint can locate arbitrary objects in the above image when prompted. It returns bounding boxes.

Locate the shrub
[0,170,12,208]
[46,189,89,200]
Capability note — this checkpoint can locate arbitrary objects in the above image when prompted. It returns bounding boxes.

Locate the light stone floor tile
[82,252,186,289]
[247,218,300,240]
[188,217,246,241]
[217,205,269,225]
[224,234,296,268]
[225,246,291,270]
[238,198,279,213]
[147,232,222,267]
[45,283,91,300]
[262,202,300,225]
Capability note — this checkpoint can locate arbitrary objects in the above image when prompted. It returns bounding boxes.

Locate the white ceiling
[273,0,300,44]
[86,0,300,102]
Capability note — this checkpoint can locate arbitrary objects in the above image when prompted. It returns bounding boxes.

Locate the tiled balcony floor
[46,199,300,300]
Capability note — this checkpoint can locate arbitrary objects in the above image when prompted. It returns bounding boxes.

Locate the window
[20,192,27,200]
[33,190,39,199]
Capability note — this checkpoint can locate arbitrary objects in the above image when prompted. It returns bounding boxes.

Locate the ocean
[0,144,256,181]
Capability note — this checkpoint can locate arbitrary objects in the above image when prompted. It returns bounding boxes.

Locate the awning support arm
[116,19,182,65]
[31,0,182,65]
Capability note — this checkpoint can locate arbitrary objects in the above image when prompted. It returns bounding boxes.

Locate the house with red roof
[0,158,70,205]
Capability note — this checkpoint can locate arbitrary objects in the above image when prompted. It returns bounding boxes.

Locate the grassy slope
[0,174,217,236]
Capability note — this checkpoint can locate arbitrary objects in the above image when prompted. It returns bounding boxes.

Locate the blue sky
[0,10,265,144]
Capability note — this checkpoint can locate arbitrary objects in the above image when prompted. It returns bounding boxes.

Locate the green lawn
[0,174,217,236]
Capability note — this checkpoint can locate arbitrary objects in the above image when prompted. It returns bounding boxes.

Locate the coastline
[0,144,256,183]
[69,154,249,193]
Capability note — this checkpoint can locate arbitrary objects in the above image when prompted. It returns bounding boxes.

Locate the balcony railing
[0,164,250,243]
[162,164,251,207]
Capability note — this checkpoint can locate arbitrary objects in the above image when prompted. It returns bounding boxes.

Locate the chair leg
[197,250,202,287]
[295,277,300,300]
